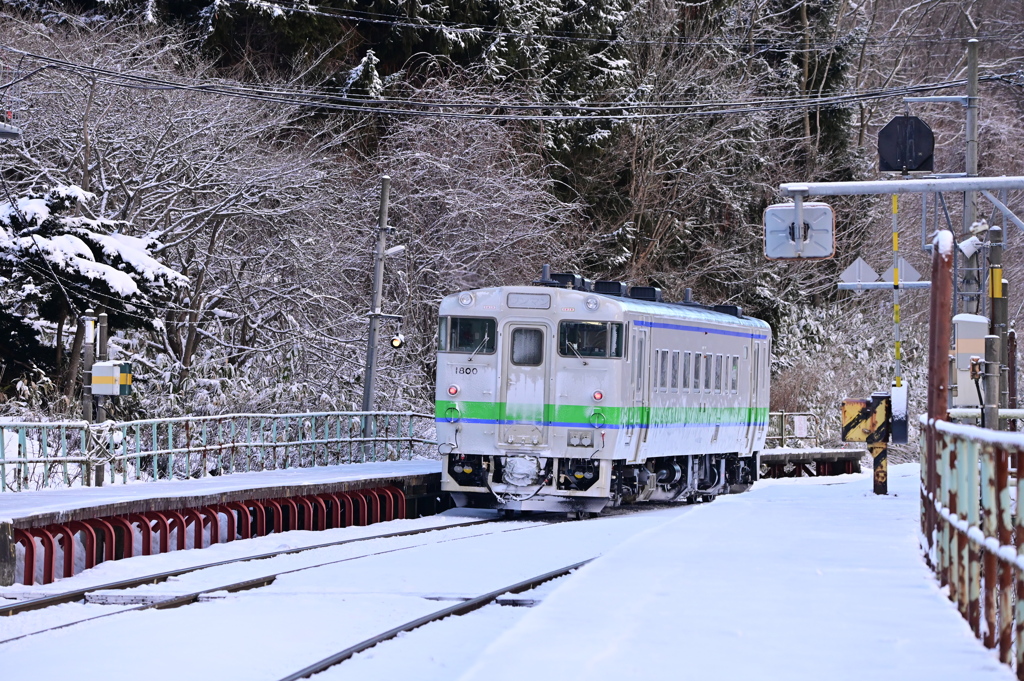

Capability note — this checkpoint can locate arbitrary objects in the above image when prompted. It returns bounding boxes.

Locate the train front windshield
[438,317,497,354]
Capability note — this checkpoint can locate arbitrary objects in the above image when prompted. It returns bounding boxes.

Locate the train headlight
[585,296,599,311]
[448,385,460,396]
[462,465,473,474]
[574,470,585,479]
[458,292,474,306]
[593,391,603,401]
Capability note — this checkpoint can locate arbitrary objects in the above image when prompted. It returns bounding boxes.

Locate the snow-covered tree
[0,185,186,393]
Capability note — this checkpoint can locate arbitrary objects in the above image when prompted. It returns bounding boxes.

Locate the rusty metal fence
[919,416,1022,673]
[0,411,437,492]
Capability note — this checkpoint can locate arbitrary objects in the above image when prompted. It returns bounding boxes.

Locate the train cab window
[444,317,497,354]
[730,356,739,393]
[714,355,723,393]
[682,352,691,390]
[671,351,680,391]
[511,328,544,366]
[559,322,624,358]
[693,353,701,389]
[437,317,448,351]
[704,354,712,391]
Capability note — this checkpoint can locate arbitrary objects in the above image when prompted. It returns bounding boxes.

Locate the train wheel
[502,509,516,520]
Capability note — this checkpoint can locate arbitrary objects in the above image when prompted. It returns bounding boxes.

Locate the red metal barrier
[107,516,136,560]
[198,506,220,545]
[183,508,206,550]
[384,486,407,519]
[86,518,117,562]
[142,512,171,553]
[296,497,314,531]
[68,520,98,568]
[29,528,58,585]
[9,485,407,584]
[228,502,253,540]
[309,496,327,530]
[128,514,155,555]
[14,528,35,586]
[249,500,267,537]
[54,524,76,579]
[263,499,283,535]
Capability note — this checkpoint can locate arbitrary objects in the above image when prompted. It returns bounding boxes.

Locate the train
[434,267,772,516]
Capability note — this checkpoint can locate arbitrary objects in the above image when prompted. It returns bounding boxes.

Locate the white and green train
[435,268,772,515]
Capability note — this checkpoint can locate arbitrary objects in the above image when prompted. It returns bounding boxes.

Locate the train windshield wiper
[467,332,489,362]
[568,341,588,366]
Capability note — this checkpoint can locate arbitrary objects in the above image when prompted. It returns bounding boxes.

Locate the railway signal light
[390,333,405,349]
[878,115,934,174]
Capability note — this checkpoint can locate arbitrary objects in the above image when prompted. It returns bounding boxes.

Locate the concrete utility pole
[360,176,392,453]
[962,39,981,313]
[97,312,109,423]
[82,309,95,424]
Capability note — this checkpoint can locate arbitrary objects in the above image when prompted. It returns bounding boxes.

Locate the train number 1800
[452,366,478,375]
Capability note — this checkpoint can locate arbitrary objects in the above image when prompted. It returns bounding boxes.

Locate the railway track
[0,517,544,644]
[1,505,680,681]
[1,517,501,618]
[276,559,591,681]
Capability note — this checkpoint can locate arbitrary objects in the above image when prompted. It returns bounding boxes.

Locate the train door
[499,322,550,446]
[751,340,766,441]
[626,320,649,461]
[746,342,759,447]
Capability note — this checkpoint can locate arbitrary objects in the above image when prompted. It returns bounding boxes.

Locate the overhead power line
[0,44,985,122]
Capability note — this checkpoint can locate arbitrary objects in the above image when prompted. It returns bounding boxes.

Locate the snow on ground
[0,508,489,599]
[1,506,685,680]
[460,464,1013,681]
[0,459,441,521]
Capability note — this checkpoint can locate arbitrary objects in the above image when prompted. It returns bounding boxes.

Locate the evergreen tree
[0,185,187,391]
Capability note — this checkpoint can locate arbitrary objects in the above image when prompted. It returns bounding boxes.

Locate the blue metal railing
[0,411,437,492]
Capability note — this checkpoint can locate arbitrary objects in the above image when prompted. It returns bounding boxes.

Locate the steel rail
[277,559,593,681]
[0,518,499,617]
[0,519,549,646]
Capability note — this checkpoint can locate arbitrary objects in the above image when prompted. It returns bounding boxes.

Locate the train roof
[440,286,772,334]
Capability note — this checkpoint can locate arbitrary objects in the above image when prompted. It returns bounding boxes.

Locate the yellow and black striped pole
[892,194,902,390]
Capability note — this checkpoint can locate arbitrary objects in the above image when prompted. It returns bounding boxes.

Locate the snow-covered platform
[461,464,1013,681]
[0,460,442,528]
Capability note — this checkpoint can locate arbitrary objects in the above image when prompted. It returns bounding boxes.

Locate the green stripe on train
[435,400,768,426]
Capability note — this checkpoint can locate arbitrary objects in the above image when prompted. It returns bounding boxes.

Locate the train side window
[636,337,645,392]
[730,356,739,393]
[559,322,625,358]
[682,352,691,390]
[658,350,669,390]
[652,349,659,390]
[693,352,701,389]
[704,354,712,391]
[714,354,723,393]
[671,351,680,391]
[511,328,544,366]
